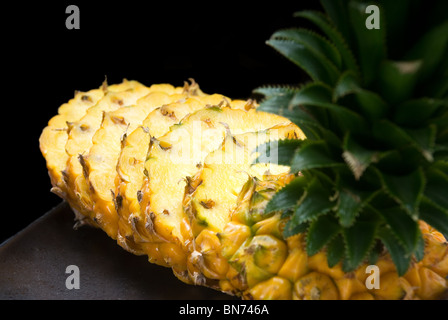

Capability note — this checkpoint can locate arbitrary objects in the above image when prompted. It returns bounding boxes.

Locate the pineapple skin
[40,80,448,300]
[209,180,448,300]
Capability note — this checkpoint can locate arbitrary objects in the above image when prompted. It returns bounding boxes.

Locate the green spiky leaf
[319,0,354,49]
[373,119,437,163]
[253,85,300,100]
[291,176,335,224]
[291,82,368,134]
[405,20,448,82]
[377,227,411,276]
[342,220,377,272]
[415,229,425,262]
[336,186,379,228]
[424,165,448,209]
[333,70,360,101]
[379,206,420,254]
[294,10,359,76]
[333,71,388,120]
[266,39,340,85]
[264,175,308,214]
[380,168,426,219]
[283,219,308,239]
[306,215,341,256]
[378,59,421,104]
[367,240,382,265]
[254,86,321,139]
[347,1,386,87]
[419,196,448,237]
[405,125,437,162]
[290,140,343,172]
[326,234,345,267]
[271,28,342,69]
[342,133,380,180]
[394,98,447,127]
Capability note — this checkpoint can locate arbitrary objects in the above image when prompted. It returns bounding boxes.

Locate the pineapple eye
[159,140,172,151]
[110,115,127,126]
[81,95,92,102]
[200,199,216,209]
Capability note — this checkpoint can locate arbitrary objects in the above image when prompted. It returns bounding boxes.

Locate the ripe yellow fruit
[40,80,448,300]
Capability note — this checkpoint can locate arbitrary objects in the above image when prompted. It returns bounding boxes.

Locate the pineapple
[114,82,252,253]
[205,180,448,300]
[183,124,303,238]
[136,105,294,275]
[39,79,133,199]
[39,86,104,196]
[39,0,448,300]
[84,82,193,239]
[63,80,151,232]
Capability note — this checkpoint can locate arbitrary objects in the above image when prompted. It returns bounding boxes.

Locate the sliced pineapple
[181,124,302,286]
[138,107,292,257]
[184,123,304,236]
[84,84,192,239]
[39,79,147,202]
[39,86,104,197]
[115,94,240,252]
[63,80,151,230]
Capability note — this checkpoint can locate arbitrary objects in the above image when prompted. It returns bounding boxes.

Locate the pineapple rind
[209,181,448,300]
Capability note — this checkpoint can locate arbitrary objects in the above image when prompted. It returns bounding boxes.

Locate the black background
[2,1,320,243]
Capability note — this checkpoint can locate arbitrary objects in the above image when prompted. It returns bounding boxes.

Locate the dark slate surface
[0,201,235,300]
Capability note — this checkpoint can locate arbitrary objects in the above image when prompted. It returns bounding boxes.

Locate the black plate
[0,201,236,300]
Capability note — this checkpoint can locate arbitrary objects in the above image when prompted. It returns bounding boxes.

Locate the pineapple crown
[254,0,448,275]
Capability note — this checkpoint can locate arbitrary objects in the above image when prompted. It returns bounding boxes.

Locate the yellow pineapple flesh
[85,84,192,239]
[137,105,293,279]
[63,80,151,235]
[39,86,105,197]
[183,124,304,238]
[114,91,247,253]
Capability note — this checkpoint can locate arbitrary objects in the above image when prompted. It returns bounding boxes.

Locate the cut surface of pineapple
[139,106,293,251]
[39,87,104,196]
[85,84,192,239]
[63,80,151,230]
[115,94,250,251]
[184,123,304,236]
[39,79,149,206]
